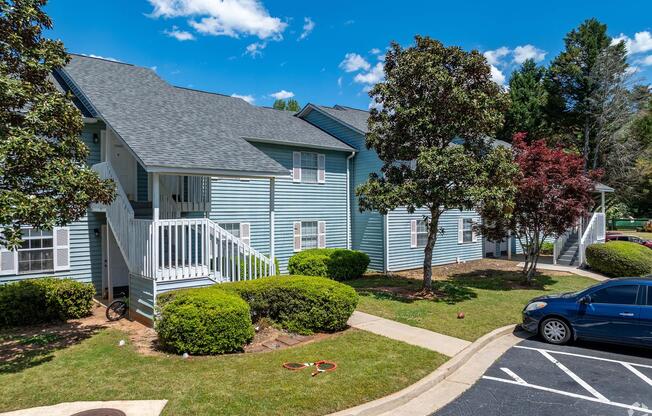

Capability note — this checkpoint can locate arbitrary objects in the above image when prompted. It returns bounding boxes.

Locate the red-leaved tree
[480,133,599,282]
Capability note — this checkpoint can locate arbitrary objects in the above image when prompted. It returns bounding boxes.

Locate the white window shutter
[293,221,302,251]
[53,227,70,271]
[317,154,326,184]
[457,218,464,244]
[471,220,478,243]
[293,152,302,183]
[410,220,417,248]
[318,221,326,248]
[0,239,16,276]
[240,223,251,245]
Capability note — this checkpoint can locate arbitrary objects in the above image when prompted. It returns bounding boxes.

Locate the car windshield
[565,281,606,298]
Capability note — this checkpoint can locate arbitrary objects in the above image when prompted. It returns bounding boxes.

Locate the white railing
[155,218,274,282]
[553,228,572,265]
[93,162,272,282]
[578,212,606,265]
[160,175,211,213]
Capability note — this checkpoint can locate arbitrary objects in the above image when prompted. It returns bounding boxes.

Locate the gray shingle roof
[312,105,371,133]
[57,55,352,175]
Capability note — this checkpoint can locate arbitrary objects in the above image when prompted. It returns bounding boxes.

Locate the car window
[647,286,652,306]
[590,285,639,305]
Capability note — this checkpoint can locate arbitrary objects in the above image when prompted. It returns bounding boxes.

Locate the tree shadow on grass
[0,321,103,374]
[449,269,557,291]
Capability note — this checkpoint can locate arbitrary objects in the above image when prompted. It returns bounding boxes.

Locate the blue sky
[46,0,652,110]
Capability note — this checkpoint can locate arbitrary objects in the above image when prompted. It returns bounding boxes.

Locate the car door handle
[619,312,635,317]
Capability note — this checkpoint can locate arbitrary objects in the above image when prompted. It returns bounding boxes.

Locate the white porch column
[507,231,512,260]
[601,191,606,216]
[152,173,160,221]
[269,177,275,263]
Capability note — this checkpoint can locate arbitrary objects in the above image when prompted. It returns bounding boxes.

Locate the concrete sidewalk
[517,262,608,281]
[348,311,471,357]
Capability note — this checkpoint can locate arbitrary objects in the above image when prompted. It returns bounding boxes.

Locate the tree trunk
[421,209,441,292]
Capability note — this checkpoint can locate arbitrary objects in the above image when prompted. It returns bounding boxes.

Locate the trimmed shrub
[287,248,370,281]
[238,256,280,280]
[0,278,95,327]
[540,242,554,255]
[156,289,254,355]
[219,275,358,334]
[585,241,652,277]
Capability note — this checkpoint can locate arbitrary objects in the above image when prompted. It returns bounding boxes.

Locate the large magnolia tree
[0,0,114,248]
[356,36,512,292]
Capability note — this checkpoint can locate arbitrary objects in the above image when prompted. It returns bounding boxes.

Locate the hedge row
[157,275,358,354]
[287,248,370,281]
[0,278,95,327]
[586,241,652,277]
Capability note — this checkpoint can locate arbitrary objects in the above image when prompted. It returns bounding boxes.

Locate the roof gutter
[242,136,355,152]
[145,165,290,179]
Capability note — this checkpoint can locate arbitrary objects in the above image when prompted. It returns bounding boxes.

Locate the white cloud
[231,93,255,104]
[148,0,287,40]
[244,41,266,57]
[369,48,381,54]
[483,47,510,66]
[354,62,384,84]
[81,53,120,62]
[339,53,370,72]
[298,17,315,41]
[337,76,343,88]
[612,31,652,55]
[164,26,196,41]
[270,90,294,100]
[513,44,546,64]
[638,55,652,66]
[489,65,506,85]
[150,66,158,72]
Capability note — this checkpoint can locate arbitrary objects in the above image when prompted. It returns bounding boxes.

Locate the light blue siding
[387,209,484,271]
[129,274,155,321]
[0,124,105,293]
[301,109,385,271]
[209,142,349,273]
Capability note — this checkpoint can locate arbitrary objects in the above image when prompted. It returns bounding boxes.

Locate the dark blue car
[522,277,652,346]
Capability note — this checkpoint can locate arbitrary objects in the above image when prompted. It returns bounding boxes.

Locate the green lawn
[348,270,597,341]
[0,328,445,416]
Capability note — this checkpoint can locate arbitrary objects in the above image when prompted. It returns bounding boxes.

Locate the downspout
[346,152,356,250]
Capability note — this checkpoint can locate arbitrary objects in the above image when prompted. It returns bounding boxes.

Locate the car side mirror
[579,295,591,305]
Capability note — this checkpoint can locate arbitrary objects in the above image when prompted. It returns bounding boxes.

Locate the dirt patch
[386,258,572,281]
[358,286,450,301]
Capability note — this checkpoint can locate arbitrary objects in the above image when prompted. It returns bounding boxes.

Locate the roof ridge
[333,104,368,112]
[173,85,249,101]
[69,53,134,66]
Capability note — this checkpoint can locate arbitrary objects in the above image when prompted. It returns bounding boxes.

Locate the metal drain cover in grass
[71,409,127,416]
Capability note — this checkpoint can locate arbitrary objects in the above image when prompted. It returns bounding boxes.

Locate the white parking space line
[482,376,651,414]
[500,367,527,384]
[622,363,652,387]
[515,345,652,370]
[538,350,609,401]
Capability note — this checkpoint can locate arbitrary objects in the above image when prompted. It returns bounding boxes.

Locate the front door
[575,283,641,343]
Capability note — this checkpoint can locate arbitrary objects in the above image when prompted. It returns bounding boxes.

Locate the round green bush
[585,241,652,277]
[0,278,95,327]
[156,289,254,355]
[287,248,370,280]
[220,275,359,334]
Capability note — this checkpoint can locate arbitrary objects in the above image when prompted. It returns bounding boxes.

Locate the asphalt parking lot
[434,338,652,416]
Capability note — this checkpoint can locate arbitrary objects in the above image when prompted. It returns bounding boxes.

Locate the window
[301,221,318,249]
[462,218,473,243]
[17,228,54,274]
[416,220,428,247]
[219,223,240,238]
[647,286,652,306]
[301,152,318,183]
[590,285,639,305]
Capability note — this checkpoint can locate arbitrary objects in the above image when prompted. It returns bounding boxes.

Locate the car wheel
[540,317,572,345]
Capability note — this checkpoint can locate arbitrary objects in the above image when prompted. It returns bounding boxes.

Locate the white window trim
[292,151,326,184]
[458,217,477,244]
[0,226,70,276]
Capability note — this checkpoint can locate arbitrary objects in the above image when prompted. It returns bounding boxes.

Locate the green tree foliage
[286,98,301,112]
[272,98,301,112]
[357,36,511,291]
[272,99,286,110]
[0,0,115,249]
[499,59,549,141]
[545,18,629,169]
